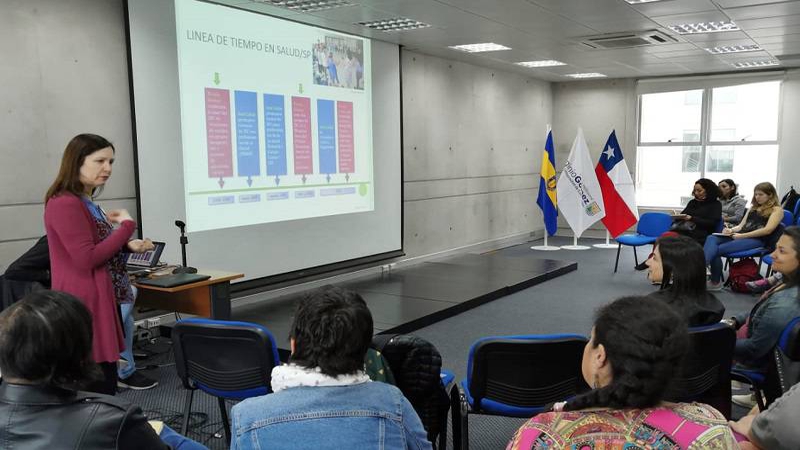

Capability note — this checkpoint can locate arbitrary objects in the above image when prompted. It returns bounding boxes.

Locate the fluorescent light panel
[733,60,779,68]
[624,0,667,3]
[669,21,739,34]
[257,0,355,12]
[516,60,566,68]
[448,43,511,53]
[357,17,430,32]
[705,44,761,54]
[565,73,606,78]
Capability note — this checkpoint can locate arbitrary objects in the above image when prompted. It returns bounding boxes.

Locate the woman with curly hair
[507,296,741,449]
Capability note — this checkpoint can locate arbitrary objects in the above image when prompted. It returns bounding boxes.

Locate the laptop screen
[125,241,166,269]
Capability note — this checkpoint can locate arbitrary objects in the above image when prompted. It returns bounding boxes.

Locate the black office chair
[172,319,281,442]
[663,322,736,418]
[733,317,800,410]
[451,334,589,450]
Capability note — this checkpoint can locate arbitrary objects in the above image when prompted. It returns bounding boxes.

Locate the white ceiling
[208,0,800,81]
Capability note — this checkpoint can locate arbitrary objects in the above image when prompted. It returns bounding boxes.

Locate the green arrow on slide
[213,72,221,85]
[298,83,304,93]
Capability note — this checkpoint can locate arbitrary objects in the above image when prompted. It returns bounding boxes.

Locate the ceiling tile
[745,24,800,36]
[735,13,800,29]
[723,2,800,20]
[629,0,720,16]
[715,0,800,7]
[649,11,733,28]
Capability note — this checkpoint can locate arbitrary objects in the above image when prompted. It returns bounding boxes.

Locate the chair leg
[633,246,639,267]
[614,244,622,273]
[218,397,232,444]
[450,387,461,450]
[181,389,195,436]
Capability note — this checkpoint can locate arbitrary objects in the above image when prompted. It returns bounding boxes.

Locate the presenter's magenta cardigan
[44,193,135,363]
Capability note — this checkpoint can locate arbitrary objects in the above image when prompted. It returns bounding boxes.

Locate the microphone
[172,219,197,274]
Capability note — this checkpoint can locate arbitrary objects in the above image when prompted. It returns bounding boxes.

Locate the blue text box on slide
[235,90,260,177]
[317,99,336,175]
[264,93,287,176]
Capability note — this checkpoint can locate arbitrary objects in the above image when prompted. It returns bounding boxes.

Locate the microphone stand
[173,222,198,274]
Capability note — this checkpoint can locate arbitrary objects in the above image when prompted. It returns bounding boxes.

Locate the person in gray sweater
[730,382,800,450]
[719,178,748,227]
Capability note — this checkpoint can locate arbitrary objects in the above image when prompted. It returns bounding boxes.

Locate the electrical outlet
[145,317,161,329]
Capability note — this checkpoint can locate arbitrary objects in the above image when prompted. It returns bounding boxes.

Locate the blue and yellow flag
[536,131,558,236]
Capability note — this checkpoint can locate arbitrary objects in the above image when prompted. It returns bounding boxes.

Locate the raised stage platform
[230,246,577,354]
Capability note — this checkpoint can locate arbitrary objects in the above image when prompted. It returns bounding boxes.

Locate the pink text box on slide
[337,101,354,174]
[292,96,313,175]
[205,88,233,178]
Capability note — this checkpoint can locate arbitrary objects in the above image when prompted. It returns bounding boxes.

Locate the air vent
[581,30,677,49]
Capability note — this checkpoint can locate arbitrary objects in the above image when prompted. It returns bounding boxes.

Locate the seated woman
[719,178,748,227]
[507,296,741,449]
[730,381,800,450]
[230,286,431,450]
[646,235,725,326]
[0,290,206,450]
[671,178,723,245]
[705,182,784,290]
[724,226,800,372]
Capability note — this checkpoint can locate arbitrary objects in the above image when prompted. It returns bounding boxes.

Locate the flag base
[531,245,560,251]
[593,243,617,249]
[561,245,590,250]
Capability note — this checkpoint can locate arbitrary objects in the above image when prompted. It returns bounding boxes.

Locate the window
[636,81,780,207]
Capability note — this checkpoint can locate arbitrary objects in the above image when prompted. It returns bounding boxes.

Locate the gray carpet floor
[120,235,759,449]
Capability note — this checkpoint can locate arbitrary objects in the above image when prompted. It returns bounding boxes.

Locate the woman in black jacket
[0,290,206,450]
[645,235,724,326]
[671,178,723,244]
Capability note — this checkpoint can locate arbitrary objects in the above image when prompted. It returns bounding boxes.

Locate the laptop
[137,273,211,288]
[125,241,166,274]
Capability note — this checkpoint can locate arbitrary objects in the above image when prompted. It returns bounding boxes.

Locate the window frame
[636,81,781,208]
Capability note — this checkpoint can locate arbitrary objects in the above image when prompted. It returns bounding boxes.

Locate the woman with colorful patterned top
[507,296,742,449]
[44,134,154,395]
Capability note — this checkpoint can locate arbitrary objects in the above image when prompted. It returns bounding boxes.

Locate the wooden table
[135,269,244,320]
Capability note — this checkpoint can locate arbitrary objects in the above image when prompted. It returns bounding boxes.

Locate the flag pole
[532,123,560,251]
[593,230,617,249]
[561,233,590,250]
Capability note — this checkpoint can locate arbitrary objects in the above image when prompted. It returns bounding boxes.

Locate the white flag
[557,128,606,237]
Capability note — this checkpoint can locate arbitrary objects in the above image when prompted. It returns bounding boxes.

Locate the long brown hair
[751,182,780,217]
[45,134,114,202]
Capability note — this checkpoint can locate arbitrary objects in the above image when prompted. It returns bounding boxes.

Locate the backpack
[781,186,799,214]
[372,334,449,449]
[726,258,762,293]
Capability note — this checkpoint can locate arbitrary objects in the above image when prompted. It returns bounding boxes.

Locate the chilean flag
[594,130,638,238]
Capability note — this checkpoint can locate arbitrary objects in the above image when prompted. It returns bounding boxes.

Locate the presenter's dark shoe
[634,261,649,271]
[117,372,158,390]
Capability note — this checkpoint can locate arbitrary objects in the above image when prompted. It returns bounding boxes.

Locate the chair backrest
[782,209,794,227]
[467,334,588,415]
[664,323,735,419]
[772,317,800,395]
[794,201,800,222]
[637,212,673,237]
[172,319,281,398]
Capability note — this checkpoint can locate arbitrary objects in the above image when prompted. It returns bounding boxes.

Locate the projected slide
[175,0,373,232]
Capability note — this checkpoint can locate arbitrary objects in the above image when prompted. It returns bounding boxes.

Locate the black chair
[172,319,281,442]
[451,334,589,450]
[663,322,735,418]
[733,316,800,410]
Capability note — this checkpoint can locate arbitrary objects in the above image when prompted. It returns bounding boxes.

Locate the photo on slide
[312,35,364,90]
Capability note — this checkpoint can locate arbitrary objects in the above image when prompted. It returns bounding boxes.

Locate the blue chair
[663,323,735,418]
[794,201,800,223]
[451,334,588,450]
[614,212,672,272]
[731,317,800,411]
[172,319,281,442]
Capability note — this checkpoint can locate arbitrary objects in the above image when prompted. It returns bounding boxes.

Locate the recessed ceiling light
[448,43,511,53]
[515,60,566,68]
[669,21,739,34]
[565,73,607,79]
[357,17,430,32]
[257,0,355,12]
[705,44,761,54]
[624,0,668,3]
[733,60,780,68]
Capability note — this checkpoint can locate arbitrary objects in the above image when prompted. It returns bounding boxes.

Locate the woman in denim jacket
[230,287,432,450]
[726,226,800,369]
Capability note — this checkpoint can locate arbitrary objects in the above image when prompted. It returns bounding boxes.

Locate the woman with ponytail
[507,297,741,449]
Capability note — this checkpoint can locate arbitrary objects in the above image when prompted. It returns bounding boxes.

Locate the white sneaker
[731,380,748,390]
[707,281,723,292]
[732,393,757,408]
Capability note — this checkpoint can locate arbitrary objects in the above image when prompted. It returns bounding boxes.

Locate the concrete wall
[0,0,137,272]
[778,69,800,195]
[401,50,552,257]
[551,79,638,237]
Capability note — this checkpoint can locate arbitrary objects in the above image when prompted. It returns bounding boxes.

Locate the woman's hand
[107,209,134,224]
[127,238,155,253]
[722,227,734,236]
